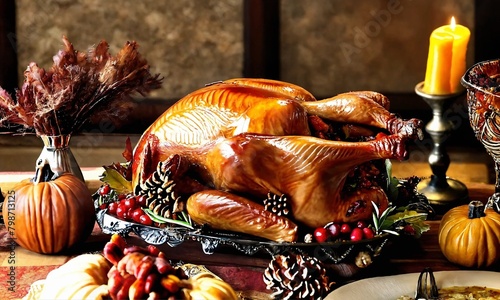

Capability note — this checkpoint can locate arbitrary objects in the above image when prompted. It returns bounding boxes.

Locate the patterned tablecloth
[0,227,71,299]
[1,177,496,300]
[0,223,269,300]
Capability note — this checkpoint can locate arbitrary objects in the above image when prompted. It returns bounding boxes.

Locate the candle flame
[450,16,456,30]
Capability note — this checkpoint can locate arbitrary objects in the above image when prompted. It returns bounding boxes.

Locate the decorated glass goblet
[462,59,500,211]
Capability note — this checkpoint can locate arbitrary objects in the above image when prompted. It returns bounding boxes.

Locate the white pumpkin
[38,254,111,299]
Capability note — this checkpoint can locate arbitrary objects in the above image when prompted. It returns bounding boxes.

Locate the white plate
[326,270,500,300]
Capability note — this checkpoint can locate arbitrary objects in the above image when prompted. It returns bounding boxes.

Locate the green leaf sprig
[96,188,119,207]
[143,208,194,229]
[372,201,399,236]
[384,209,430,238]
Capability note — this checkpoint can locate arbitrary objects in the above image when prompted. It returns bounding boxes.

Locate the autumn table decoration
[462,59,500,212]
[0,35,162,180]
[263,253,331,299]
[0,36,162,254]
[2,159,96,254]
[94,78,432,287]
[438,200,500,268]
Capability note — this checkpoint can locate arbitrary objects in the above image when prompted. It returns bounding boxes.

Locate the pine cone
[263,254,331,299]
[134,161,184,218]
[263,193,290,217]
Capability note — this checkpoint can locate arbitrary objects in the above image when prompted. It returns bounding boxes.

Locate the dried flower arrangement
[0,36,162,136]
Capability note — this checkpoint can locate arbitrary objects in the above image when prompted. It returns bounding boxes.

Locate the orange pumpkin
[2,161,95,254]
[438,200,500,268]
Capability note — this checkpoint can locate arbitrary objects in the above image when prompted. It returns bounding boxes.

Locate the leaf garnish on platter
[143,208,194,229]
[100,164,132,194]
[372,199,430,238]
[96,189,119,207]
[372,202,398,235]
[383,209,430,238]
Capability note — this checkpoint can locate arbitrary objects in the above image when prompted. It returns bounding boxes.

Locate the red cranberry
[327,223,341,238]
[116,204,127,220]
[108,202,119,215]
[137,195,147,207]
[350,227,364,241]
[340,223,352,234]
[314,227,329,243]
[362,227,375,239]
[123,197,137,210]
[98,185,111,196]
[131,208,144,223]
[404,224,416,235]
[356,220,368,229]
[139,214,153,226]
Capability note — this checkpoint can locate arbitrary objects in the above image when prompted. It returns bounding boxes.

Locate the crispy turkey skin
[131,78,423,242]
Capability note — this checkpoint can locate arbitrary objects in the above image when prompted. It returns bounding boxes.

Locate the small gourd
[438,200,500,268]
[2,159,95,254]
[187,273,239,300]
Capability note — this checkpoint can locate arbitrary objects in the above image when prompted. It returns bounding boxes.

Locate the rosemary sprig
[372,201,398,235]
[143,208,194,230]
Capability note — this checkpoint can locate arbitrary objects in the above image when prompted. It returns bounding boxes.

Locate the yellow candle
[423,17,470,95]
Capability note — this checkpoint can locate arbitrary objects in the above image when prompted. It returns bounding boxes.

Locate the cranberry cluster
[98,185,153,226]
[313,220,375,243]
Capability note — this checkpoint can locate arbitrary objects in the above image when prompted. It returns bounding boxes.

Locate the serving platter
[95,207,392,264]
[93,170,434,282]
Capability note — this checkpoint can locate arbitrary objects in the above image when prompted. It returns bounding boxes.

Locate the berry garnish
[340,223,352,234]
[356,220,368,229]
[98,184,111,196]
[116,203,127,220]
[139,214,153,226]
[137,195,147,207]
[108,202,119,215]
[403,224,416,236]
[314,227,329,243]
[362,227,375,239]
[350,227,363,241]
[131,208,144,223]
[123,197,137,210]
[326,223,341,239]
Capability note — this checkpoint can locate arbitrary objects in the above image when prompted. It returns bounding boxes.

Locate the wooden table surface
[1,178,499,299]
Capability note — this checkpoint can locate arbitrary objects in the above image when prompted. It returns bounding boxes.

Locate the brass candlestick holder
[415,81,469,211]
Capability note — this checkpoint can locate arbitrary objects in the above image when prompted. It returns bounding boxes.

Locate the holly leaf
[100,166,132,194]
[383,209,430,238]
[384,210,428,224]
[406,218,430,238]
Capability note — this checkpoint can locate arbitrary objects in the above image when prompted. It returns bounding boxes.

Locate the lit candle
[423,17,471,95]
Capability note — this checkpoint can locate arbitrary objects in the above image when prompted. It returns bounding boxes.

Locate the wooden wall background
[1,0,499,149]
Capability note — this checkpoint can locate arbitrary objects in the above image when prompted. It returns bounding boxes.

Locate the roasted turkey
[131,78,423,242]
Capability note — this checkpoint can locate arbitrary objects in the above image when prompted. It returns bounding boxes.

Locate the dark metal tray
[95,207,392,265]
